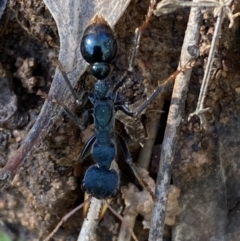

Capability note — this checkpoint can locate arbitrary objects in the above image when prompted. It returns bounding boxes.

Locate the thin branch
[137,119,160,169]
[44,196,92,241]
[188,1,231,128]
[128,0,157,72]
[149,2,202,241]
[117,211,138,241]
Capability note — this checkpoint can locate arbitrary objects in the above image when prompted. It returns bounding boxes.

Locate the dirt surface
[0,0,240,241]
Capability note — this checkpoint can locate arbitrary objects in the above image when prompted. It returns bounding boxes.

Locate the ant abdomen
[82,166,119,199]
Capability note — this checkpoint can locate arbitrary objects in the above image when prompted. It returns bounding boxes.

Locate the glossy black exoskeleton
[58,13,192,201]
[77,15,162,200]
[80,18,117,79]
[79,15,127,199]
[58,14,155,200]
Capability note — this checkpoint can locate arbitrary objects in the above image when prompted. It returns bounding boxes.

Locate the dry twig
[44,196,92,241]
[188,0,240,128]
[149,2,202,241]
[77,197,104,241]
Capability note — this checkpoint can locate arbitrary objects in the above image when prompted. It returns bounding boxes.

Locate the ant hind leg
[116,133,155,199]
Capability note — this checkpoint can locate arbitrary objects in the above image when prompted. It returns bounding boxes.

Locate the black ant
[44,2,193,241]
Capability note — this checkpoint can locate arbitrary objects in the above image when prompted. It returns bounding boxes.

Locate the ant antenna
[55,58,82,105]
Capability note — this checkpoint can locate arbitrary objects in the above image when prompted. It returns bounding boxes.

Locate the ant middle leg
[45,59,92,130]
[118,61,195,118]
[45,93,91,130]
[78,134,96,162]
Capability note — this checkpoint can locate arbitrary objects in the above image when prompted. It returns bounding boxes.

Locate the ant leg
[49,97,91,130]
[38,91,90,130]
[112,70,128,93]
[112,1,157,94]
[52,59,93,129]
[118,62,194,117]
[105,201,139,241]
[128,0,157,72]
[55,59,83,105]
[116,133,155,199]
[78,134,96,162]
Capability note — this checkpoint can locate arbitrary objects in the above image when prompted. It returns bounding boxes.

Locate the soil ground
[0,0,240,241]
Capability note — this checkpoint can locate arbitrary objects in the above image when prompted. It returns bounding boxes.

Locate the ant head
[80,15,117,80]
[82,165,119,199]
[80,15,117,64]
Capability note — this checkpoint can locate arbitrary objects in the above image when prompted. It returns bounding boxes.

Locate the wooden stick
[148,2,202,241]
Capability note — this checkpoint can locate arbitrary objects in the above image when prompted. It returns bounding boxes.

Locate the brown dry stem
[148,2,202,241]
[188,0,240,128]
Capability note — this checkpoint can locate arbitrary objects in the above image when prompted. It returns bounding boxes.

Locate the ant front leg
[112,2,157,94]
[47,95,91,131]
[56,59,87,105]
[128,0,157,72]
